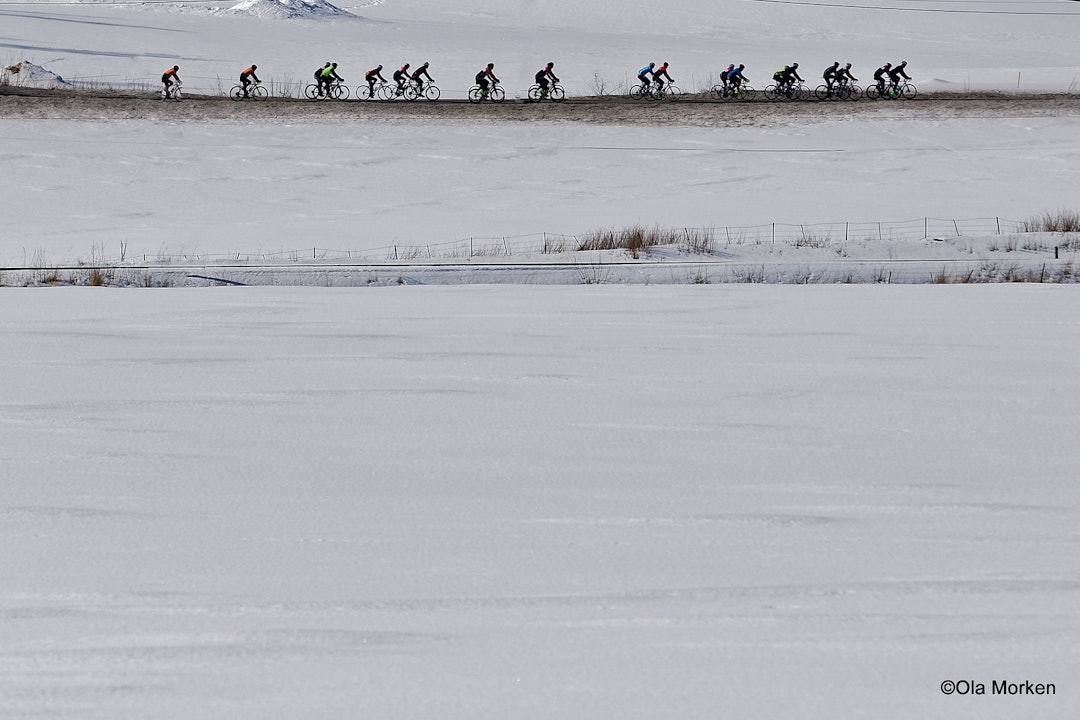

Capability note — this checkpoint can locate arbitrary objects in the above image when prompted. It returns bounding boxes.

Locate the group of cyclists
[159,58,912,101]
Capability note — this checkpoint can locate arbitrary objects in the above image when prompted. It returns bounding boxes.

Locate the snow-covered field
[3,285,1079,719]
[3,1,1080,717]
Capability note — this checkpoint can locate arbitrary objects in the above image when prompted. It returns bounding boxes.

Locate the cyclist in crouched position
[239,64,260,98]
[637,62,656,91]
[393,63,411,95]
[535,62,559,96]
[161,65,180,98]
[475,62,499,96]
[411,62,434,95]
[365,64,386,96]
[773,63,803,93]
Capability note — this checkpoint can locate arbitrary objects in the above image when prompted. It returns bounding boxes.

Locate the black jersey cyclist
[887,60,911,88]
[475,63,499,95]
[773,63,803,92]
[364,65,386,95]
[393,64,410,94]
[835,63,858,87]
[873,63,891,94]
[410,62,434,94]
[535,62,559,95]
[822,61,839,91]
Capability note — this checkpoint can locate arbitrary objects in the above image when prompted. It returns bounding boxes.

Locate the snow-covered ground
[3,1,1080,717]
[2,285,1078,719]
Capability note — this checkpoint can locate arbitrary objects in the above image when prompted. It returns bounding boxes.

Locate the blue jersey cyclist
[637,62,656,90]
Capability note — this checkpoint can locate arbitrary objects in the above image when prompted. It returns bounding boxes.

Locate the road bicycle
[865,80,917,100]
[765,80,809,101]
[630,80,682,100]
[230,81,268,101]
[304,79,349,100]
[468,82,505,103]
[161,82,182,101]
[527,82,565,102]
[712,82,754,101]
[355,81,393,100]
[405,80,441,101]
[814,80,861,101]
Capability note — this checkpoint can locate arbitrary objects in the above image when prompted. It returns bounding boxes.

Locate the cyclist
[239,64,260,98]
[720,63,735,92]
[364,64,386,96]
[535,62,559,96]
[835,62,858,88]
[410,62,434,95]
[393,63,410,95]
[773,63,803,93]
[652,62,673,93]
[822,61,839,93]
[314,61,330,85]
[161,65,180,98]
[887,60,911,92]
[873,63,891,95]
[475,62,499,97]
[637,62,656,92]
[726,63,748,93]
[319,62,343,96]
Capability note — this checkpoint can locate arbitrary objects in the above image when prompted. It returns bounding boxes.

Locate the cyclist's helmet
[900,60,908,66]
[173,65,179,71]
[738,64,745,69]
[331,62,338,68]
[251,64,257,70]
[662,61,669,67]
[403,63,410,69]
[421,62,429,68]
[487,63,494,69]
[884,62,892,69]
[648,62,655,68]
[546,62,554,68]
[376,64,383,70]
[845,63,852,69]
[792,62,798,68]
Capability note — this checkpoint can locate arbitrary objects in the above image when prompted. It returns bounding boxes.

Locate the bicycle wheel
[172,87,182,101]
[527,84,542,102]
[814,84,831,101]
[629,84,646,100]
[865,84,880,100]
[665,85,682,101]
[304,84,320,100]
[355,85,372,100]
[423,85,441,101]
[550,85,565,102]
[403,84,419,101]
[468,86,484,103]
[490,86,505,102]
[793,85,810,101]
[764,84,780,101]
[377,85,395,101]
[230,85,244,101]
[901,83,917,99]
[252,85,268,101]
[332,84,350,100]
[846,84,861,101]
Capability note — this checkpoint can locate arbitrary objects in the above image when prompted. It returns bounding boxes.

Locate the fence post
[953,220,960,237]
[845,222,849,243]
[996,217,1001,234]
[772,223,775,244]
[924,217,927,239]
[878,222,882,242]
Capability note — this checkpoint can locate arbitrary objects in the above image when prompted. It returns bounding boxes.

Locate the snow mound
[1,61,67,88]
[225,0,354,19]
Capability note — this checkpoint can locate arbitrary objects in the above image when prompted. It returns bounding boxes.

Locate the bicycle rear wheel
[230,85,244,101]
[376,85,394,101]
[468,86,484,103]
[764,84,780,101]
[527,84,542,102]
[304,84,320,100]
[865,84,881,100]
[814,84,831,101]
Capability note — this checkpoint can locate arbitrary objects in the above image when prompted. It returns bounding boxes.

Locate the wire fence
[126,216,1031,266]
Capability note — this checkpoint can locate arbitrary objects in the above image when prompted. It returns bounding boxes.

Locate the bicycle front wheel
[423,85,441,101]
[901,83,917,99]
[376,85,394,101]
[550,86,565,102]
[665,85,683,101]
[172,87,183,101]
[252,85,268,101]
[865,84,881,100]
[333,84,350,100]
[846,85,861,101]
[490,86,505,102]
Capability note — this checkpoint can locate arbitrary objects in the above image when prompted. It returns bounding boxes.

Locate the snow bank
[1,61,67,88]
[224,0,354,19]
